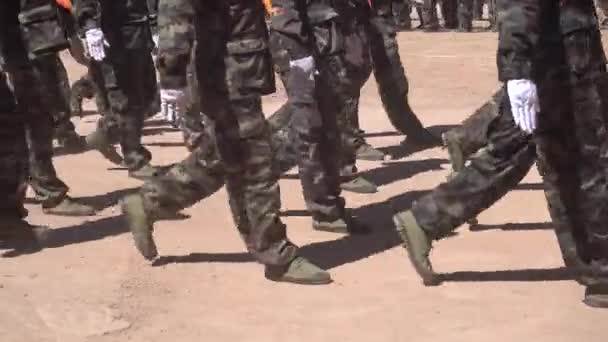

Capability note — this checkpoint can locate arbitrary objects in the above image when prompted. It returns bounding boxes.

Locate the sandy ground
[1,31,607,342]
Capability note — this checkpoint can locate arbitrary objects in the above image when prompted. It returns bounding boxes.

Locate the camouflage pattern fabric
[405,0,608,285]
[143,0,296,266]
[73,0,155,171]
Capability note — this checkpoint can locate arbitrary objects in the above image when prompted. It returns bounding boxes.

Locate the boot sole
[583,296,608,309]
[121,199,158,261]
[43,209,96,217]
[340,185,378,194]
[266,274,333,285]
[393,215,441,286]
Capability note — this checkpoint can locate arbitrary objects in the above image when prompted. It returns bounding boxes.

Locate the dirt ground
[2,31,607,342]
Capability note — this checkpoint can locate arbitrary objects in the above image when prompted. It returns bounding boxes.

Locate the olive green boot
[340,176,378,194]
[56,131,87,155]
[355,143,386,161]
[265,256,332,285]
[121,194,158,261]
[128,164,160,181]
[85,130,123,165]
[43,197,96,217]
[313,214,370,235]
[393,210,440,286]
[583,285,608,309]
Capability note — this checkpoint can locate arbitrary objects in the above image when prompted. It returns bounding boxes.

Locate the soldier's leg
[441,0,459,29]
[457,0,474,32]
[8,66,94,216]
[597,0,608,28]
[0,71,46,244]
[32,53,86,151]
[442,88,502,174]
[367,15,440,144]
[392,0,413,30]
[143,53,160,118]
[472,0,483,20]
[393,92,536,285]
[94,49,154,174]
[487,0,497,31]
[421,0,440,31]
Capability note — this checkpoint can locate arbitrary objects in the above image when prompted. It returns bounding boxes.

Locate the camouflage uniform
[441,0,459,29]
[421,0,440,30]
[401,0,608,287]
[456,0,474,31]
[0,0,92,213]
[392,0,413,29]
[139,0,297,266]
[73,0,155,171]
[597,0,608,26]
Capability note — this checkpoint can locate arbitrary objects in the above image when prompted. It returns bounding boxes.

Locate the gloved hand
[507,79,540,133]
[84,28,107,61]
[152,34,159,48]
[289,56,316,81]
[160,88,189,128]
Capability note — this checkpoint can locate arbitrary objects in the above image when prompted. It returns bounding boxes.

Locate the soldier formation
[1,0,608,309]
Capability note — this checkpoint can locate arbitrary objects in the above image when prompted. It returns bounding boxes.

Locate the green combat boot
[393,210,441,286]
[340,176,378,194]
[56,131,87,155]
[43,197,96,217]
[85,130,123,165]
[121,194,158,261]
[128,164,160,181]
[583,285,608,309]
[0,219,48,254]
[313,213,370,234]
[265,256,332,285]
[356,143,386,161]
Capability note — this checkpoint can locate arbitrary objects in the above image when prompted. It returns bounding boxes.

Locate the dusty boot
[121,194,158,261]
[0,219,48,254]
[313,213,370,234]
[340,176,378,194]
[393,210,440,286]
[265,256,332,285]
[43,197,96,217]
[356,143,386,161]
[56,131,87,155]
[583,284,608,309]
[128,164,160,181]
[85,130,123,165]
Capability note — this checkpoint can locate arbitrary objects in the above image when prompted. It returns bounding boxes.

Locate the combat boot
[128,164,160,181]
[265,256,332,285]
[313,213,370,234]
[356,143,386,161]
[43,197,96,217]
[121,194,158,261]
[0,219,48,253]
[583,284,608,309]
[340,176,378,194]
[85,130,123,165]
[407,129,442,147]
[56,131,87,155]
[393,210,441,286]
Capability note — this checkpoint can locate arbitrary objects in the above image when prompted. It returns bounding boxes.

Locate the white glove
[507,79,540,133]
[152,34,159,48]
[289,56,316,80]
[84,28,107,61]
[161,88,189,127]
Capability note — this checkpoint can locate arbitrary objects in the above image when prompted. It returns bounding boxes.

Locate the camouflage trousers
[0,71,28,218]
[89,49,153,170]
[410,70,608,285]
[32,53,76,140]
[141,0,296,266]
[7,66,69,207]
